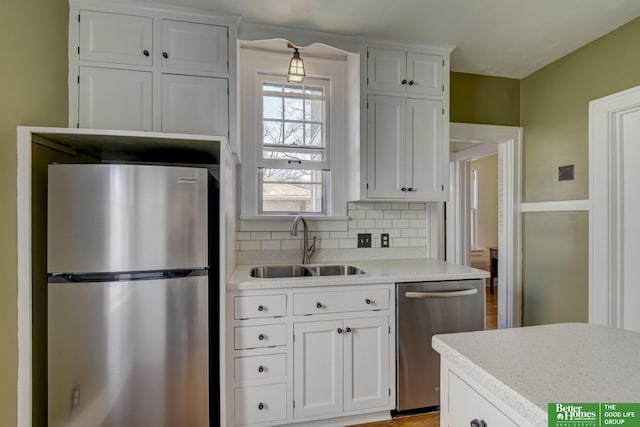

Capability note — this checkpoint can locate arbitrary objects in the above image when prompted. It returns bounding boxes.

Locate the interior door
[293,320,343,418]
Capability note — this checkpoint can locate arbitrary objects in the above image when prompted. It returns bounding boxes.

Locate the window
[258,75,330,214]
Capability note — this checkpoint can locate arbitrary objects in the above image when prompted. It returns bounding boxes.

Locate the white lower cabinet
[293,316,389,418]
[228,284,394,426]
[234,383,288,426]
[440,359,528,427]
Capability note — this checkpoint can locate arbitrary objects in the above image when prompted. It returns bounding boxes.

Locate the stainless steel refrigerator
[47,164,210,427]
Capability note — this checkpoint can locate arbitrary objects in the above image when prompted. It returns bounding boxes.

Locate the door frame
[589,84,640,328]
[447,123,523,328]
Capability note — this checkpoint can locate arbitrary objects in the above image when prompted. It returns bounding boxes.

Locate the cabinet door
[367,95,406,199]
[344,317,389,412]
[367,48,406,92]
[406,98,443,200]
[293,321,343,418]
[79,11,152,66]
[406,52,443,96]
[79,67,152,131]
[161,74,228,136]
[161,20,228,73]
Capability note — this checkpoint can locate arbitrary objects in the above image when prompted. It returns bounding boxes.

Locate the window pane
[263,150,324,162]
[284,122,304,145]
[263,82,282,93]
[263,121,283,145]
[305,99,324,122]
[305,124,323,147]
[284,85,304,94]
[261,168,324,214]
[284,98,304,121]
[304,86,324,96]
[263,96,282,119]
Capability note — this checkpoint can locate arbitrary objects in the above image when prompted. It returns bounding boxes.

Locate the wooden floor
[351,412,440,427]
[349,285,498,427]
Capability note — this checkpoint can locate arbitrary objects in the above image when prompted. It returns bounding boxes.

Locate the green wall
[520,16,640,325]
[0,1,69,425]
[451,72,520,126]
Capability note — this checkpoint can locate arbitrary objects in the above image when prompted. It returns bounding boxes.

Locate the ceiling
[131,0,640,78]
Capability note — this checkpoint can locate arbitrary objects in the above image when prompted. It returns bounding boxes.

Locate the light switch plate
[559,164,574,181]
[381,233,390,248]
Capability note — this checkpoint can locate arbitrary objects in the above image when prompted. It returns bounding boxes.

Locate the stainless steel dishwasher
[396,279,485,412]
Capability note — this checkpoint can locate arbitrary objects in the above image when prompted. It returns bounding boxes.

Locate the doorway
[447,123,523,329]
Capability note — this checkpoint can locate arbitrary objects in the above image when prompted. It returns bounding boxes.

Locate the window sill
[239,215,349,232]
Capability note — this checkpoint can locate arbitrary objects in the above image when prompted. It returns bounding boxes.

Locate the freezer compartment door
[396,279,484,412]
[48,275,209,427]
[47,164,208,274]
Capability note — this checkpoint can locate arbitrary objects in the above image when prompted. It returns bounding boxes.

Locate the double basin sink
[250,264,366,279]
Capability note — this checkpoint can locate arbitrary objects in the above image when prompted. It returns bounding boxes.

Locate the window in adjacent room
[470,168,480,249]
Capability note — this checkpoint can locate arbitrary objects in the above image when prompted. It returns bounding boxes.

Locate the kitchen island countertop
[433,323,640,426]
[227,258,488,290]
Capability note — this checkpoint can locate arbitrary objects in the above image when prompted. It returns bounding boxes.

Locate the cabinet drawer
[234,324,287,350]
[293,289,389,315]
[234,294,287,319]
[234,353,286,381]
[234,383,287,426]
[448,370,518,427]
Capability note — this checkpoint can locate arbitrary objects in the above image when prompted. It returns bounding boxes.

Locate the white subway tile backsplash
[237,200,430,256]
[251,231,271,240]
[240,240,261,251]
[392,219,410,228]
[365,209,384,219]
[401,210,418,219]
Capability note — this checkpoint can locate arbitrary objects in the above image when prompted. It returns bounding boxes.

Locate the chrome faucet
[291,215,316,264]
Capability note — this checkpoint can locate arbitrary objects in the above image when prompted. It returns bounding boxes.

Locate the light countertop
[433,323,640,425]
[227,258,488,290]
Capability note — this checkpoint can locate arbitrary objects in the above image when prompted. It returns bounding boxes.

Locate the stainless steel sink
[250,265,314,278]
[307,264,366,276]
[250,264,366,278]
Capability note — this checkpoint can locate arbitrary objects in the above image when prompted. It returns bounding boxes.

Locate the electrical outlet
[357,233,372,248]
[381,233,390,248]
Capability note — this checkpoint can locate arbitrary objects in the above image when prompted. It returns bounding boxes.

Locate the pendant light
[287,43,305,83]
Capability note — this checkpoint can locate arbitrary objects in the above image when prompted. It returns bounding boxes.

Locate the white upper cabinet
[161,20,228,73]
[367,95,443,200]
[79,66,152,131]
[161,74,228,136]
[69,0,238,149]
[358,42,451,202]
[367,47,444,97]
[79,11,152,66]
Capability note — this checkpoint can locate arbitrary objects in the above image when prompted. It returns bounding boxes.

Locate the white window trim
[239,46,349,231]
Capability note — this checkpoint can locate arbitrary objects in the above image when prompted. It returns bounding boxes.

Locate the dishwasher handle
[404,288,478,299]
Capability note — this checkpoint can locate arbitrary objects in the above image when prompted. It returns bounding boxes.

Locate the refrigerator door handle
[404,288,479,299]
